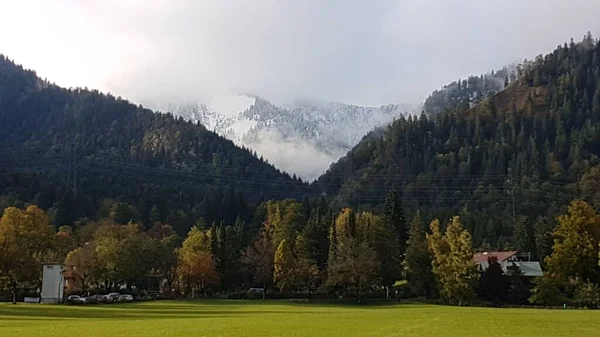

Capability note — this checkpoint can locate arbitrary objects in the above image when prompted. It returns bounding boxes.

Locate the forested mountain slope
[0,55,310,234]
[317,35,600,247]
[423,65,516,116]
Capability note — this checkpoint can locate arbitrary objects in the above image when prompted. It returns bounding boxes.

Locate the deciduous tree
[545,200,600,282]
[0,205,55,291]
[427,216,478,305]
[178,227,218,297]
[273,239,294,291]
[242,222,275,299]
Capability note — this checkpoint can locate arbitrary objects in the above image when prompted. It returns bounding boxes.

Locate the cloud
[250,129,344,182]
[2,0,600,106]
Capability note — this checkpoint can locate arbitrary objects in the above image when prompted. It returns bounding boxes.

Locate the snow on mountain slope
[158,95,415,181]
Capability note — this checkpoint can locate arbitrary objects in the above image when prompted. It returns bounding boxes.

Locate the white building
[41,264,65,304]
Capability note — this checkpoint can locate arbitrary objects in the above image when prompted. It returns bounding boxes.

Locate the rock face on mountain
[163,95,415,180]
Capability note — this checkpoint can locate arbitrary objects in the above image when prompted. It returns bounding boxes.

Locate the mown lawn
[0,300,599,337]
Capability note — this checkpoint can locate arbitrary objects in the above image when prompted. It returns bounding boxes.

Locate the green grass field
[1,300,599,337]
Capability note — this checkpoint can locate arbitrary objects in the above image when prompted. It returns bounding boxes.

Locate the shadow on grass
[0,302,332,321]
[0,299,430,321]
[278,299,431,310]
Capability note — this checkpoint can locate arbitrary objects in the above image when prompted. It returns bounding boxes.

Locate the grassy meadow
[0,300,598,337]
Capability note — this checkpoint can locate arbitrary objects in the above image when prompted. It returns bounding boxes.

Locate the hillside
[423,65,516,116]
[317,34,600,248]
[0,55,311,234]
[159,96,414,180]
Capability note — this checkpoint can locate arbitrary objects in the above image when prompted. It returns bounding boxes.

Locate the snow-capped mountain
[158,95,415,181]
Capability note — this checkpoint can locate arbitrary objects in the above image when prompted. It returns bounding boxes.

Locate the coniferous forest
[2,34,600,307]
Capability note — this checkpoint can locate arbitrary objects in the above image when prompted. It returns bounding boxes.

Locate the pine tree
[512,217,535,256]
[534,216,555,263]
[404,211,436,298]
[360,211,401,299]
[300,209,329,270]
[478,256,507,303]
[383,190,408,258]
[149,205,162,224]
[301,195,311,220]
[293,233,320,295]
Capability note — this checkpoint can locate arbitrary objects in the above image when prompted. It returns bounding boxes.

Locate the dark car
[83,296,98,304]
[92,294,110,303]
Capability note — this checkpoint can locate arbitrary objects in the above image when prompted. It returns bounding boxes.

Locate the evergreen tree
[299,209,329,271]
[404,211,436,298]
[512,217,535,256]
[149,205,162,224]
[478,256,507,303]
[360,211,402,299]
[534,216,555,263]
[293,233,321,295]
[383,190,408,258]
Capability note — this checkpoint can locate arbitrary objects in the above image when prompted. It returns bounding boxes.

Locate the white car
[118,294,134,302]
[67,295,86,304]
[107,292,121,302]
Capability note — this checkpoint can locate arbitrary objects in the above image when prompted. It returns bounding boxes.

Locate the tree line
[2,191,599,307]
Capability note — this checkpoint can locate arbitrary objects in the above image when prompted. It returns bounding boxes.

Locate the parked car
[107,292,121,302]
[83,296,98,304]
[118,294,134,302]
[95,294,111,303]
[149,293,160,300]
[67,295,86,305]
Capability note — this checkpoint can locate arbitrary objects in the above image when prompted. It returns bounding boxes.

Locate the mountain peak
[158,96,416,181]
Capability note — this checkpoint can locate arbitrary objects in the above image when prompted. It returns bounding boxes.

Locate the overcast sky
[1,0,600,106]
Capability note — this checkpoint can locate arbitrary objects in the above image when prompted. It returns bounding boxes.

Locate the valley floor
[0,300,598,337]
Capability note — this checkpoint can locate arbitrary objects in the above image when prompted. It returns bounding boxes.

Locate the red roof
[474,251,518,263]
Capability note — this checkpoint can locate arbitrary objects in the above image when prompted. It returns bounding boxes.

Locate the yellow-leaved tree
[177,227,218,297]
[273,239,294,291]
[427,216,477,306]
[545,200,600,282]
[0,205,55,292]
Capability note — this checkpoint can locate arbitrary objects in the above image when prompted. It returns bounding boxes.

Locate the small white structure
[41,264,65,304]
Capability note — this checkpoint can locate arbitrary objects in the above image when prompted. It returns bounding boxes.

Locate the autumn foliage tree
[273,239,294,291]
[64,245,97,293]
[545,200,600,283]
[92,222,157,289]
[0,205,55,291]
[177,227,219,297]
[427,216,478,305]
[327,209,380,296]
